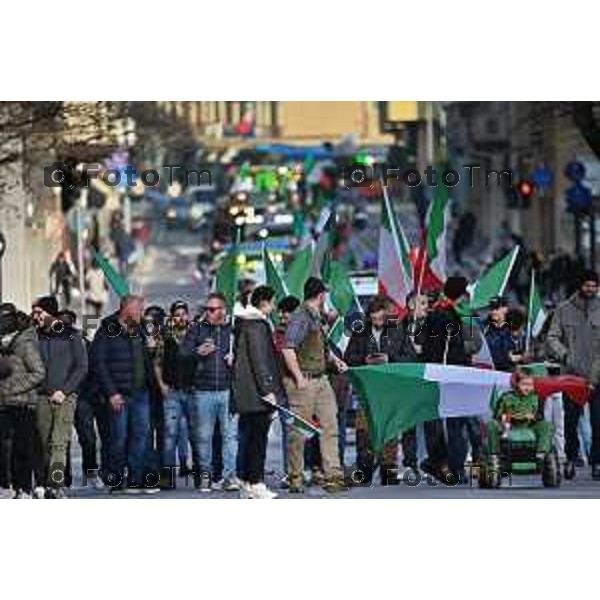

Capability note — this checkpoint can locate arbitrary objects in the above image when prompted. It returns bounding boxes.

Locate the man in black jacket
[157,301,196,488]
[345,295,405,485]
[181,292,238,492]
[89,294,159,494]
[233,286,283,499]
[33,296,88,498]
[421,276,482,484]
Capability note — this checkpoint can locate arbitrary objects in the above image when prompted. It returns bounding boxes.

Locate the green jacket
[494,391,541,423]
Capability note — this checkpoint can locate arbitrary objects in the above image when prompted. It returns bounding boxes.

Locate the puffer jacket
[546,293,600,382]
[0,325,46,407]
[89,314,156,398]
[181,321,232,391]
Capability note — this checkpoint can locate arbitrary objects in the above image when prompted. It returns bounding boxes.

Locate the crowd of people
[1,262,600,499]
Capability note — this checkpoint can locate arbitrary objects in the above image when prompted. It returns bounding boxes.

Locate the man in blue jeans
[89,295,159,494]
[156,301,197,489]
[181,292,239,493]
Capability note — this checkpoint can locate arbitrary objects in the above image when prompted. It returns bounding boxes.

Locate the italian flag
[348,362,593,453]
[468,246,520,311]
[424,180,450,285]
[349,363,512,453]
[377,186,413,309]
[527,269,546,343]
[262,397,322,439]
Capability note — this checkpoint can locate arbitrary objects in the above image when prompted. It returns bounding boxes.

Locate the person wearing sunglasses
[181,292,240,493]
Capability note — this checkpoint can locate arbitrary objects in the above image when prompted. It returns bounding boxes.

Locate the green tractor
[479,424,561,489]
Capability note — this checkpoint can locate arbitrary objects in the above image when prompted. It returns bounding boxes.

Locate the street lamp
[115,116,137,234]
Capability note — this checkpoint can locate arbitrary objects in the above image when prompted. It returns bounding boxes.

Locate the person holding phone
[181,292,240,493]
[345,295,405,485]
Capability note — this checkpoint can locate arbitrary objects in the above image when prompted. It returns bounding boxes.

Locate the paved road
[57,219,600,499]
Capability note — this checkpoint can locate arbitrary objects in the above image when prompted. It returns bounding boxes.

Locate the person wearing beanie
[0,303,46,498]
[33,296,88,499]
[421,275,483,485]
[547,268,600,481]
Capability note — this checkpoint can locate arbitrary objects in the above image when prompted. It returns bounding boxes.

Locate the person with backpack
[0,303,46,499]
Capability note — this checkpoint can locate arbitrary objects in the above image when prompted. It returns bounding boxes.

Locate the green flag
[326,260,356,316]
[311,208,335,279]
[527,269,547,348]
[328,316,350,355]
[263,244,289,301]
[468,246,520,311]
[285,242,314,300]
[92,249,129,297]
[215,252,238,311]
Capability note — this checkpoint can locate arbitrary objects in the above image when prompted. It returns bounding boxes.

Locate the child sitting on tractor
[486,370,553,462]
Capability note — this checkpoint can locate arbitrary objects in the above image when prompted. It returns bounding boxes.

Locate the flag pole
[228,225,242,356]
[526,268,535,354]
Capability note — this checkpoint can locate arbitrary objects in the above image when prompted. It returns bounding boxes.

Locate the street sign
[565,161,586,182]
[532,165,553,191]
[566,182,592,213]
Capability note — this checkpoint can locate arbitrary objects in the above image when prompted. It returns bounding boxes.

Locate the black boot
[564,460,576,480]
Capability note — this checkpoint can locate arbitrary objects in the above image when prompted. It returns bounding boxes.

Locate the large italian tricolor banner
[348,363,592,454]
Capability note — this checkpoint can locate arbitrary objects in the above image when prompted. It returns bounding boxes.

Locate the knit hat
[443,276,469,301]
[34,295,59,317]
[0,303,18,336]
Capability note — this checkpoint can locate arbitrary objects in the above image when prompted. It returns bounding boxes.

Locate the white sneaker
[125,487,143,495]
[92,477,106,491]
[33,486,46,499]
[245,483,278,499]
[211,479,224,491]
[141,487,161,495]
[222,477,242,492]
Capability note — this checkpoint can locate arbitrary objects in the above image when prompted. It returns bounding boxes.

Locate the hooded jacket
[37,324,88,395]
[231,306,283,414]
[0,325,45,407]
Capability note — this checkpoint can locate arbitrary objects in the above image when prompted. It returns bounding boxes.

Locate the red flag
[410,243,444,294]
[534,375,593,407]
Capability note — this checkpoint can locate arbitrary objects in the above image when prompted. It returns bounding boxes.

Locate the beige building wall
[277,101,390,143]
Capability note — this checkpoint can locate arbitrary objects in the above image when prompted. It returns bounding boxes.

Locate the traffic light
[506,180,535,209]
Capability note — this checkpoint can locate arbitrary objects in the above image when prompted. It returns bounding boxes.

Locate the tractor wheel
[478,462,501,489]
[542,453,562,488]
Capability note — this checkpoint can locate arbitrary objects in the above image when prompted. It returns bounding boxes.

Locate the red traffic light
[517,180,535,199]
